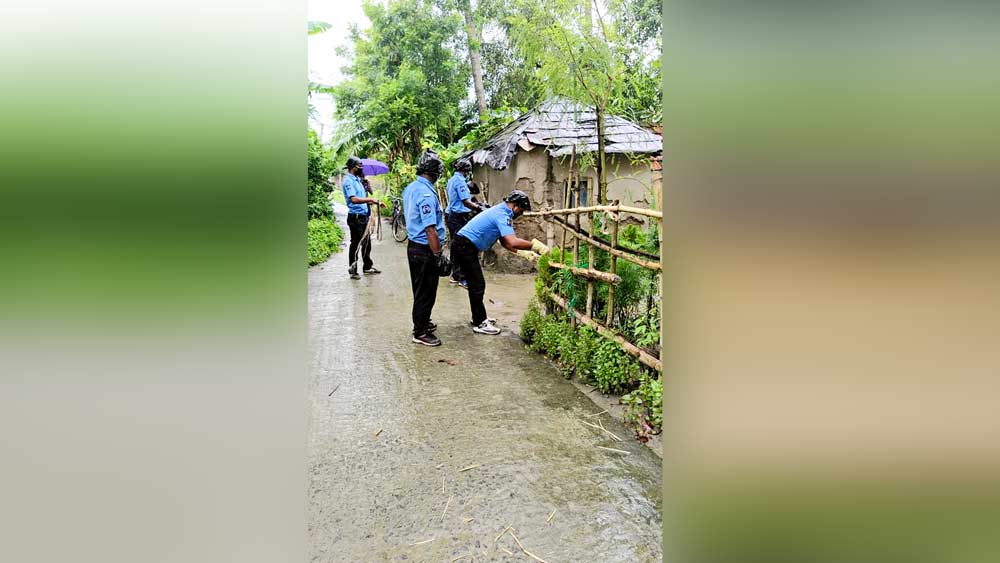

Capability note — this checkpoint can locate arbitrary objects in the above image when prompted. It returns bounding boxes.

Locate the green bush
[520,300,544,343]
[591,338,640,394]
[307,130,336,220]
[520,302,642,392]
[622,373,663,440]
[307,218,344,266]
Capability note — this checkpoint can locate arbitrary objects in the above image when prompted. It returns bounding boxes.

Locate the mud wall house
[461,98,663,246]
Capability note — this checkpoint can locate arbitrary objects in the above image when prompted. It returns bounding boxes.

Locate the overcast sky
[308,0,370,140]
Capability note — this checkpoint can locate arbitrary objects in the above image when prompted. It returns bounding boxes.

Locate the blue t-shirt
[445,172,471,214]
[341,173,369,215]
[457,204,515,251]
[402,176,446,245]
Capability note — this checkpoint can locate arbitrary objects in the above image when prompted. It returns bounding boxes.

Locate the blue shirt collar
[415,176,435,191]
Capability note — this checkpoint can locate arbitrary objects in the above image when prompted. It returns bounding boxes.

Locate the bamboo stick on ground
[509,530,549,563]
[494,525,512,543]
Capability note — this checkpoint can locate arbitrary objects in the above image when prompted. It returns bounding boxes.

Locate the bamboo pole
[524,204,662,219]
[549,215,661,262]
[570,166,580,329]
[549,292,661,372]
[547,262,621,284]
[606,215,619,326]
[586,176,595,317]
[543,216,662,272]
[561,147,574,263]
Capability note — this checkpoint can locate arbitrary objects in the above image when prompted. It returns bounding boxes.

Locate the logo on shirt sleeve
[506,217,513,226]
[421,203,431,214]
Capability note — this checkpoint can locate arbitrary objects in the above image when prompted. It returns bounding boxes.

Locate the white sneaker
[472,319,501,335]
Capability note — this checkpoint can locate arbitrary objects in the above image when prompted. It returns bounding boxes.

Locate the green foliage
[307,130,336,220]
[308,21,331,35]
[519,300,545,343]
[520,301,641,393]
[333,0,471,163]
[591,337,640,394]
[630,311,660,350]
[307,218,344,266]
[621,373,662,439]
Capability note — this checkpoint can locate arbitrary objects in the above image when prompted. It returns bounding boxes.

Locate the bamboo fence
[523,189,662,373]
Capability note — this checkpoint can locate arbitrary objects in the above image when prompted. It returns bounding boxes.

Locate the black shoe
[363,267,381,275]
[412,332,442,347]
[349,272,361,280]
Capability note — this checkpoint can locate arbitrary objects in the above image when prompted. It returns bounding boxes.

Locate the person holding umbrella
[342,156,385,280]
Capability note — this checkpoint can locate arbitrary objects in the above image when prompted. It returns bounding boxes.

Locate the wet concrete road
[308,211,662,562]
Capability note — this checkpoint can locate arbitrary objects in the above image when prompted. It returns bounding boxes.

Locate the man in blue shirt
[444,158,483,286]
[454,190,544,335]
[342,156,386,280]
[402,150,451,346]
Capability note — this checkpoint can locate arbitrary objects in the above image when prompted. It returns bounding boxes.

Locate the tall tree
[333,0,471,163]
[508,0,631,204]
[459,0,488,119]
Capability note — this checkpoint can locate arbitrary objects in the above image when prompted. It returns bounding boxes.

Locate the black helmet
[416,149,444,178]
[454,158,472,172]
[345,156,363,171]
[503,189,531,212]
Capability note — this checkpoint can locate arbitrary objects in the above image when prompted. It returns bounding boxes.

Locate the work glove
[530,239,550,255]
[435,253,452,276]
[516,250,540,262]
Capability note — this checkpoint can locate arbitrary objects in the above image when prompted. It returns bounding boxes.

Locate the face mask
[513,206,523,218]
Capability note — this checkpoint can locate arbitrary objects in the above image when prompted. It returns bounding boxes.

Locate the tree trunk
[461,0,487,119]
[596,104,608,204]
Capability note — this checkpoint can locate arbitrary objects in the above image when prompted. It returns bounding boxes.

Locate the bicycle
[390,196,407,242]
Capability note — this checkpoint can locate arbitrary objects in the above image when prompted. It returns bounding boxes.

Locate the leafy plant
[307,218,344,266]
[307,130,336,220]
[621,373,662,440]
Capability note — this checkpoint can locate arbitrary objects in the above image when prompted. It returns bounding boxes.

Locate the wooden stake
[586,176,595,318]
[546,508,556,523]
[597,446,631,455]
[606,213,619,326]
[458,464,480,473]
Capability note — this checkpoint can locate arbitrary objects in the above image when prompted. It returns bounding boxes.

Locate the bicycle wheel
[392,216,407,242]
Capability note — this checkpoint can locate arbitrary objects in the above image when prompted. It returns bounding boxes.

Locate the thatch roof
[462,98,662,171]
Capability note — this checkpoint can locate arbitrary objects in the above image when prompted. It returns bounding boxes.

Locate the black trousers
[445,212,472,281]
[452,235,487,325]
[407,242,440,336]
[347,213,372,274]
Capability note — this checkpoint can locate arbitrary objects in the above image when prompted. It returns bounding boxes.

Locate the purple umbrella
[361,158,390,176]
